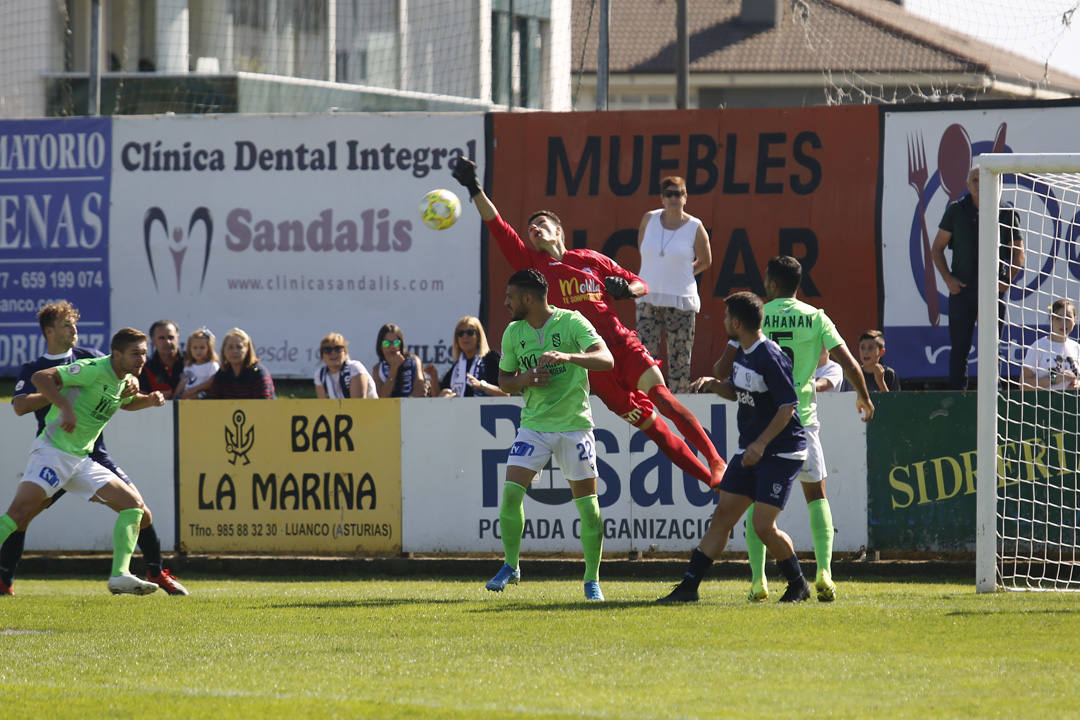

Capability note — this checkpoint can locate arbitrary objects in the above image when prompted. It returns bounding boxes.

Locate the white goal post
[977,154,1080,592]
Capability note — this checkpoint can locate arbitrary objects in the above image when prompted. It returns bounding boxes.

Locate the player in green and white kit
[486,269,615,601]
[704,256,874,602]
[0,328,166,595]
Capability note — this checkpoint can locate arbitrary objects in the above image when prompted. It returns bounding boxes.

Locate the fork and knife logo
[906,122,1007,326]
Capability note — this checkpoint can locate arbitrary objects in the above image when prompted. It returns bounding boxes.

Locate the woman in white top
[635,175,712,393]
[1022,299,1080,390]
[313,332,377,399]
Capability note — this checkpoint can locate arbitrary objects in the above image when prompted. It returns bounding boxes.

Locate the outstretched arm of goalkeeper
[452,157,496,222]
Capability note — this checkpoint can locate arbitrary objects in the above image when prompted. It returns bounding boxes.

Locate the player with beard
[452,158,727,490]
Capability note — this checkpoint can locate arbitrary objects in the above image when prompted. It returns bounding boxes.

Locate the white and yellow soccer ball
[418,188,462,230]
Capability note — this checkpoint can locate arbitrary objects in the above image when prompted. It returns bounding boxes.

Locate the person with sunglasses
[425,317,509,398]
[374,324,427,398]
[635,176,711,394]
[314,332,377,399]
[452,158,728,490]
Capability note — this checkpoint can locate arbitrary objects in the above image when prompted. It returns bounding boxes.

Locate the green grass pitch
[2,576,1078,719]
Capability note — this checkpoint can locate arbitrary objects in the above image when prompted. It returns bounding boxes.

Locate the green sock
[499,482,526,569]
[0,514,17,547]
[111,508,144,577]
[808,498,834,576]
[745,503,766,586]
[574,494,603,582]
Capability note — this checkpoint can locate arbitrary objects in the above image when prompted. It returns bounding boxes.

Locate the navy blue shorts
[718,453,803,509]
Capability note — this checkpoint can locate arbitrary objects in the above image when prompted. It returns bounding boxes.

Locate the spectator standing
[932,165,1025,389]
[375,324,427,398]
[1021,299,1080,390]
[425,316,508,398]
[140,319,184,399]
[175,328,220,399]
[204,328,275,399]
[314,332,377,399]
[634,176,711,393]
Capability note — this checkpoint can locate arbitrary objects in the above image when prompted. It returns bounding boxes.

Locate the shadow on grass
[469,599,663,612]
[946,608,1080,617]
[260,597,471,610]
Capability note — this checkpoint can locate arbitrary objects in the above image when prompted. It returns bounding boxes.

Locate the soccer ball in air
[419,188,461,230]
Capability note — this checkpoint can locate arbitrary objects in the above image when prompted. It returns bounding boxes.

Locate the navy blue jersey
[14,347,113,461]
[730,337,806,459]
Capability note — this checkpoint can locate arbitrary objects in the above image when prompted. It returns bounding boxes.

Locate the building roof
[571,0,1080,93]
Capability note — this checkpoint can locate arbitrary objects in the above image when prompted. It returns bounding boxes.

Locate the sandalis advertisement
[108,114,484,377]
[177,399,402,553]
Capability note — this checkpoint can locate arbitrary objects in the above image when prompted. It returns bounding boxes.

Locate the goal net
[977,154,1080,592]
[794,0,1080,105]
[0,1,571,119]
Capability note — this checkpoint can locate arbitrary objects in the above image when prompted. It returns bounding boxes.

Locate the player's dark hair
[526,209,563,230]
[37,301,80,333]
[725,291,763,331]
[859,329,886,349]
[508,269,548,300]
[111,327,148,353]
[766,256,802,296]
[148,319,178,338]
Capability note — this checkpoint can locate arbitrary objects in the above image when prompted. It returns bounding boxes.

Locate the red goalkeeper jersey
[486,214,645,347]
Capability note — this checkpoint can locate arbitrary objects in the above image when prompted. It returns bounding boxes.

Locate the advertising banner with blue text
[881,102,1080,380]
[108,114,484,377]
[0,117,111,374]
[401,393,869,553]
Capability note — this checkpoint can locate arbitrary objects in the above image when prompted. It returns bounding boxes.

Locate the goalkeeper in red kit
[452,158,726,488]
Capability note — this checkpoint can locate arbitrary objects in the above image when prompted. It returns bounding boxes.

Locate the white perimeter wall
[0,393,866,553]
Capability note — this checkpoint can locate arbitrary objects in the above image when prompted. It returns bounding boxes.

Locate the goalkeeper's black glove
[604,275,633,300]
[451,157,482,198]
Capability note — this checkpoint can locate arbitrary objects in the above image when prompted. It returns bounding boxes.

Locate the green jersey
[762,297,845,428]
[500,307,602,432]
[40,355,135,457]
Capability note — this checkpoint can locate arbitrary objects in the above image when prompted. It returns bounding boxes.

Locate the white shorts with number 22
[505,428,598,482]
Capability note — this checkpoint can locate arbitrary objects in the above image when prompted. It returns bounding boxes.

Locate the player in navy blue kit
[658,292,811,603]
[1,302,188,596]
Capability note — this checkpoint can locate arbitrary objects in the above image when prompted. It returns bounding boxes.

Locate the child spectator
[1021,299,1080,390]
[847,330,900,392]
[175,328,220,399]
[314,332,377,399]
